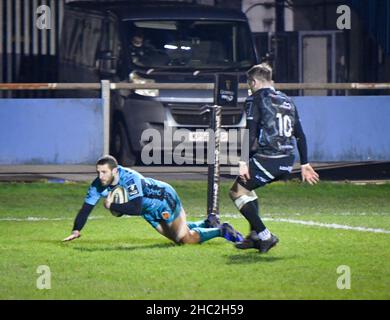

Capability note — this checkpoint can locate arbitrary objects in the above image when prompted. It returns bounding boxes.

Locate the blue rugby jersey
[84,166,180,216]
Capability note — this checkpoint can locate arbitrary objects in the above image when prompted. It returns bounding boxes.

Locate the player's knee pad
[232,191,258,210]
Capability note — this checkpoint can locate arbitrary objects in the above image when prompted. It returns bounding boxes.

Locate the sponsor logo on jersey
[279,166,293,172]
[127,184,139,196]
[278,144,294,150]
[255,174,269,183]
[245,100,254,119]
[162,211,171,220]
[280,101,292,110]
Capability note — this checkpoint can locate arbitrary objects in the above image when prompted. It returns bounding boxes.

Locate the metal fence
[1,82,390,91]
[0,0,64,95]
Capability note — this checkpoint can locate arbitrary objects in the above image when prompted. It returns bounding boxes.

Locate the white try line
[264,217,390,234]
[1,214,389,234]
[219,214,390,234]
[0,216,106,222]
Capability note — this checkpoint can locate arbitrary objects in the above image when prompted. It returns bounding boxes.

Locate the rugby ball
[109,185,128,217]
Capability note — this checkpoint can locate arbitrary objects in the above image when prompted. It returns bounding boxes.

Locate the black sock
[239,199,266,233]
[249,201,258,232]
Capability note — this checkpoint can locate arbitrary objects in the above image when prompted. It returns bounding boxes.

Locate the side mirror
[97,50,117,75]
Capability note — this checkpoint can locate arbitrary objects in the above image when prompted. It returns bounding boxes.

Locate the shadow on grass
[226,252,296,264]
[72,242,176,252]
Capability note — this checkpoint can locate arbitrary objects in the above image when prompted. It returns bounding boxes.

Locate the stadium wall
[294,96,390,162]
[0,99,103,164]
[0,96,389,164]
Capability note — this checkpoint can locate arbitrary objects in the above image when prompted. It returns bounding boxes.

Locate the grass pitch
[0,180,389,300]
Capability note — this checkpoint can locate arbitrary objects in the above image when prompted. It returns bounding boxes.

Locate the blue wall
[293,96,390,162]
[0,96,389,164]
[0,99,103,164]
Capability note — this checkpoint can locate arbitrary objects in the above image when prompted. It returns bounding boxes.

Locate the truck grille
[167,103,243,126]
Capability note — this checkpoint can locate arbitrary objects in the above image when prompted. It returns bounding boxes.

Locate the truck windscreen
[125,20,256,70]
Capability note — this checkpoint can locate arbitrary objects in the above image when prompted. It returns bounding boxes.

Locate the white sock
[258,229,271,240]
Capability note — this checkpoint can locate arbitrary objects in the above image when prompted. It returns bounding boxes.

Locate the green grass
[0,180,389,299]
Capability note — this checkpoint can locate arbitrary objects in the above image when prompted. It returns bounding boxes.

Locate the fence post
[101,80,110,156]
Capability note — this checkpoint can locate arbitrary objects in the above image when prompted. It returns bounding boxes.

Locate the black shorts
[237,154,295,190]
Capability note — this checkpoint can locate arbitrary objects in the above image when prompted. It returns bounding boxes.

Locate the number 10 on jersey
[276,113,292,137]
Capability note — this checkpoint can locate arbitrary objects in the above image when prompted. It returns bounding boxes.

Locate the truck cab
[59,1,258,165]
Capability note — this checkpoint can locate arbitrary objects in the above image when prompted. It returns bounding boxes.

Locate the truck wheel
[111,122,138,166]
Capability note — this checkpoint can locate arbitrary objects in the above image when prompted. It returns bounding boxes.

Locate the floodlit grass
[0,180,389,299]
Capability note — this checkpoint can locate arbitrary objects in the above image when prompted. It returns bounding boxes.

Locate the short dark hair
[96,155,118,169]
[247,63,273,82]
[131,28,144,39]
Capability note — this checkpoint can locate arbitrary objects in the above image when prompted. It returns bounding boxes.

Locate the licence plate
[189,131,228,142]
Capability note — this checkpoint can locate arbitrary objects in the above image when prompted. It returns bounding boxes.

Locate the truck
[59,1,258,165]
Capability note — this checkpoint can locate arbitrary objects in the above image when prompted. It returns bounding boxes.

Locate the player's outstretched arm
[62,203,94,242]
[301,163,320,185]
